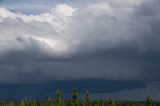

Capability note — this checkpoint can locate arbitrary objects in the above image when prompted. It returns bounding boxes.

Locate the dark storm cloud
[0,46,160,84]
[0,0,160,86]
[0,50,142,83]
[132,0,160,51]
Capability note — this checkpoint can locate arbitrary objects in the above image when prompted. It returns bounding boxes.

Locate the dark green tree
[93,99,100,106]
[30,100,37,106]
[145,97,154,106]
[105,97,116,106]
[45,97,53,106]
[157,98,160,106]
[83,90,91,106]
[69,88,79,106]
[54,90,64,106]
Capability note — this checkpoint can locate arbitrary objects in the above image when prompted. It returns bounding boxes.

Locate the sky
[0,0,160,100]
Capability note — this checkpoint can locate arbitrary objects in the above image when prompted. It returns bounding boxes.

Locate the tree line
[0,88,159,106]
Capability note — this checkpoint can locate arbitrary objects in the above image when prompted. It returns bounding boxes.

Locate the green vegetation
[0,89,159,106]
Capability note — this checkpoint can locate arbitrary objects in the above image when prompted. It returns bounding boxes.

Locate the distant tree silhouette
[69,88,79,106]
[105,97,117,106]
[146,97,154,106]
[83,90,91,106]
[54,89,64,106]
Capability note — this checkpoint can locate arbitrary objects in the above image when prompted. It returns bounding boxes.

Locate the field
[0,89,159,106]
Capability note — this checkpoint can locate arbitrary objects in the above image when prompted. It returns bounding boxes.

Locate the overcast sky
[0,0,160,100]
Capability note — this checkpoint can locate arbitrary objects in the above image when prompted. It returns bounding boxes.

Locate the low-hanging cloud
[0,0,160,83]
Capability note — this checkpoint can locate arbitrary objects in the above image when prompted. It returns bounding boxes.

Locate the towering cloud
[0,0,160,84]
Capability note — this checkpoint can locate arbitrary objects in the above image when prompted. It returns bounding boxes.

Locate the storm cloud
[0,0,160,85]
